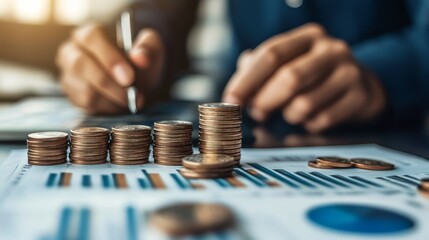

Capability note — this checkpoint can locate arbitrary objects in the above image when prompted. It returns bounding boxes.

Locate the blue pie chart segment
[307,203,415,234]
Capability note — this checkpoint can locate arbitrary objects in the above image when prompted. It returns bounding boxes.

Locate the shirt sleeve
[352,0,429,124]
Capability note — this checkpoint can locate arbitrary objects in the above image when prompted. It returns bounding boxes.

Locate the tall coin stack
[198,103,242,164]
[153,121,193,166]
[69,127,110,165]
[27,132,68,165]
[110,125,151,165]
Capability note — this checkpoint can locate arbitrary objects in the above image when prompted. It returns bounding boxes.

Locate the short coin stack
[308,156,395,171]
[198,103,242,164]
[110,125,151,165]
[180,154,235,179]
[417,178,429,200]
[69,127,110,165]
[27,132,68,165]
[153,121,193,166]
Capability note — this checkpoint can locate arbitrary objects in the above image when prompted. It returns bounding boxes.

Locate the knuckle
[294,96,315,116]
[69,52,86,72]
[317,113,333,128]
[281,68,301,91]
[331,40,351,57]
[342,64,361,84]
[305,23,326,37]
[259,46,279,66]
[73,24,102,44]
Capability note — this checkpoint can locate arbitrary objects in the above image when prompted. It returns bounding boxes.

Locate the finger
[237,49,253,69]
[251,38,345,121]
[72,24,134,87]
[223,23,325,105]
[60,74,126,115]
[129,29,164,89]
[282,62,359,124]
[58,41,128,107]
[304,86,367,133]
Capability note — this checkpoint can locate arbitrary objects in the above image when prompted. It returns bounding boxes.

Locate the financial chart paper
[0,144,428,240]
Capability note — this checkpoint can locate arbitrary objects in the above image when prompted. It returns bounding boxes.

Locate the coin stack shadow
[109,125,151,165]
[69,127,110,165]
[27,132,68,165]
[153,121,193,166]
[198,103,242,165]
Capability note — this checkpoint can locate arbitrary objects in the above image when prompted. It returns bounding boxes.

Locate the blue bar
[77,208,90,240]
[58,172,65,187]
[241,167,268,180]
[378,177,409,189]
[350,176,384,188]
[101,175,111,189]
[234,168,265,187]
[404,174,419,181]
[214,178,230,188]
[170,173,188,189]
[55,207,72,240]
[138,178,147,189]
[310,172,350,188]
[46,173,57,188]
[388,176,419,186]
[82,175,91,188]
[141,170,153,189]
[294,172,334,188]
[126,206,138,240]
[331,175,368,188]
[247,163,300,189]
[274,169,315,188]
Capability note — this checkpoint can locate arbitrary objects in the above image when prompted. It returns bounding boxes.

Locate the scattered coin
[149,202,235,236]
[109,125,151,165]
[27,132,68,165]
[417,185,429,200]
[69,127,109,165]
[153,120,193,166]
[316,156,353,168]
[420,178,429,189]
[350,158,395,171]
[307,160,335,169]
[198,103,242,164]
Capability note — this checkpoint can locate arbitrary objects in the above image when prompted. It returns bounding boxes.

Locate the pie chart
[307,203,415,234]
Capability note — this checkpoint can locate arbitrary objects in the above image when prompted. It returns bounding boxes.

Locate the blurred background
[0,0,232,103]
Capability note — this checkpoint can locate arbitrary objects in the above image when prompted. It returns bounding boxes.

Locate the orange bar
[116,173,128,189]
[247,169,280,187]
[191,183,205,190]
[226,177,245,188]
[149,173,166,189]
[62,173,72,187]
[246,169,260,176]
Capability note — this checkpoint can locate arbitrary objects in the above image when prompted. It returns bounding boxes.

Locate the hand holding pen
[56,10,164,115]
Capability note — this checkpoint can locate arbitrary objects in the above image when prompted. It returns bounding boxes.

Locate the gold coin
[316,157,353,168]
[27,132,68,141]
[350,158,395,170]
[28,159,67,166]
[198,103,240,112]
[308,160,335,169]
[70,159,107,165]
[182,154,235,169]
[70,127,109,135]
[149,202,234,236]
[112,125,151,132]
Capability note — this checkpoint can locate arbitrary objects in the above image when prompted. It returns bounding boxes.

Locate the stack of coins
[180,154,235,179]
[149,202,235,237]
[308,156,395,171]
[27,132,68,165]
[69,127,110,165]
[110,125,151,165]
[153,121,193,165]
[198,103,242,164]
[418,178,429,200]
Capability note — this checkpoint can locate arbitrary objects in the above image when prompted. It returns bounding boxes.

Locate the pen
[118,10,137,114]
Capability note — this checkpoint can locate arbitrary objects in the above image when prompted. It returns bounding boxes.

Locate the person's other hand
[223,23,386,133]
[56,24,164,115]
